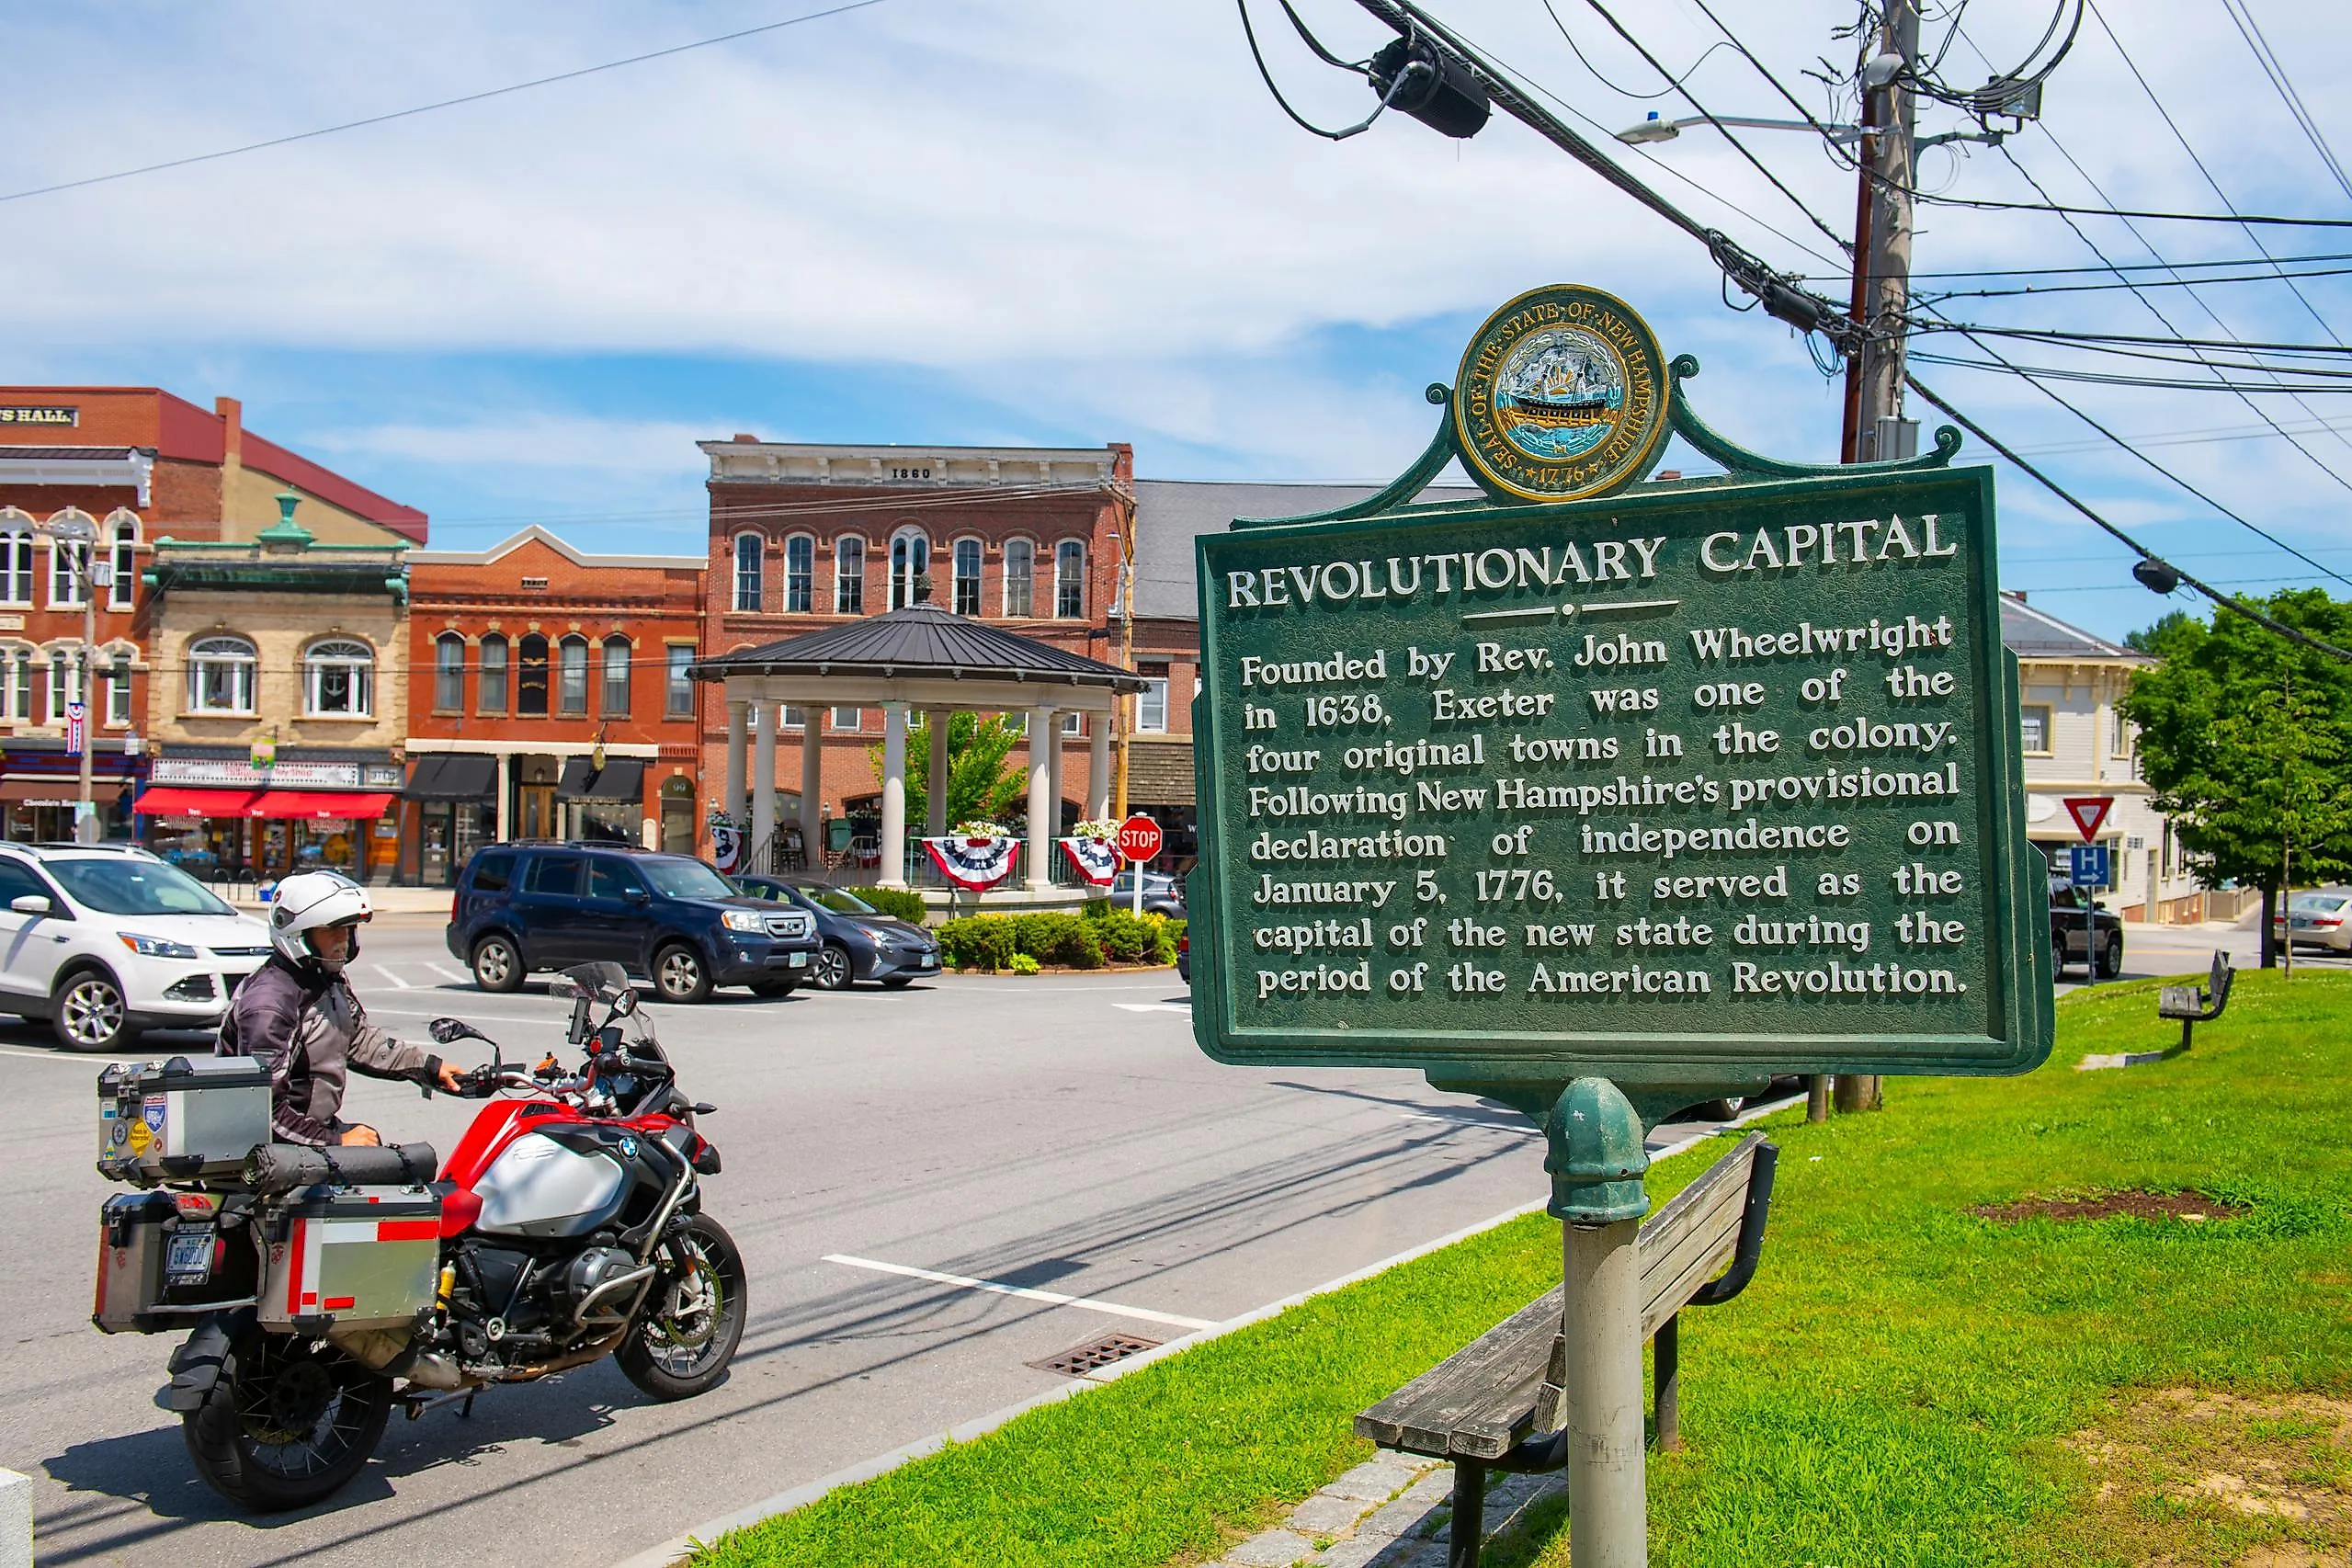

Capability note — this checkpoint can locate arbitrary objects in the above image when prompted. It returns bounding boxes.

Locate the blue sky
[6,0,2350,642]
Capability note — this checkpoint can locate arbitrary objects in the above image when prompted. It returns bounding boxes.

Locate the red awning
[134,786,261,818]
[247,790,397,821]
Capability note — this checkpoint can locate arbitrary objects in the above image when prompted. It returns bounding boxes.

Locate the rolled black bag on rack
[243,1141,439,1194]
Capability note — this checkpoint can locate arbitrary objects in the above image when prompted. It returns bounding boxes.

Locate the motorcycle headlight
[119,933,201,960]
[722,910,766,933]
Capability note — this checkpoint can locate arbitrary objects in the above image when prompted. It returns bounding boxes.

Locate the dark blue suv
[448,843,820,1003]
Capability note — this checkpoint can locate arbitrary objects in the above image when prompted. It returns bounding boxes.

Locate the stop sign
[1117,814,1163,864]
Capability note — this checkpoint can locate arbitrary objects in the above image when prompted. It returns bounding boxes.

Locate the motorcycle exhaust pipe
[328,1327,472,1392]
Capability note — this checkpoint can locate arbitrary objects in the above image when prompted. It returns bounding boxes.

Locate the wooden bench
[2157,949,2233,1052]
[1355,1132,1778,1567]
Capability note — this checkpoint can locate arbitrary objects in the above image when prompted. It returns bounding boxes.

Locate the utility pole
[1832,0,1918,1117]
[1110,482,1137,821]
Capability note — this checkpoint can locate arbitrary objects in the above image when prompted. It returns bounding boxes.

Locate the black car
[731,875,940,991]
[448,844,820,1003]
[2049,877,2124,979]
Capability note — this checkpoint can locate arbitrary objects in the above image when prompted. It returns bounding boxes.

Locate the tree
[870,712,1028,831]
[2124,609,2196,654]
[2119,590,2352,966]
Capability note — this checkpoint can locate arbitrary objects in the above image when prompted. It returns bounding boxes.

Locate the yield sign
[2062,796,2114,843]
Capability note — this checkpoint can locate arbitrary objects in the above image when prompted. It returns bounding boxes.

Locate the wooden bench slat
[1358,1132,1771,1460]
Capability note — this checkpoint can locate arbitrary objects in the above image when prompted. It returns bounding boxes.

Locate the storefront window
[558,636,589,716]
[518,635,550,716]
[187,635,257,714]
[304,639,374,718]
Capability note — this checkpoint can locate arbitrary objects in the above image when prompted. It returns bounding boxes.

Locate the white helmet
[268,870,374,971]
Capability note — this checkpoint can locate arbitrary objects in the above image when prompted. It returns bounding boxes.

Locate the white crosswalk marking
[372,964,413,989]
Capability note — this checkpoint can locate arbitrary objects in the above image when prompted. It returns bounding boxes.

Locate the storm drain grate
[1029,1333,1162,1378]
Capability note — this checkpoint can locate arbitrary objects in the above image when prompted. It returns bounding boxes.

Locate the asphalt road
[8,918,1586,1568]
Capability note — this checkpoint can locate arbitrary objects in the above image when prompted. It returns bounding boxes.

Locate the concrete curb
[0,1468,29,1568]
[607,1097,1794,1568]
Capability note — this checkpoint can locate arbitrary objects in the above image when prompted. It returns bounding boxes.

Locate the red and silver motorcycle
[94,961,744,1509]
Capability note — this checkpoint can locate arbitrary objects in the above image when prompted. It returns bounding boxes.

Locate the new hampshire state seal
[1452,284,1671,503]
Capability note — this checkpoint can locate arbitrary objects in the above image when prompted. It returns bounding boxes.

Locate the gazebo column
[879,702,909,889]
[926,710,950,837]
[1026,704,1055,890]
[724,699,750,826]
[751,701,778,869]
[1046,712,1064,839]
[799,708,823,872]
[1086,714,1110,822]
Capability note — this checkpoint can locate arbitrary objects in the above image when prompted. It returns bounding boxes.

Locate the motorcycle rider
[217,869,462,1147]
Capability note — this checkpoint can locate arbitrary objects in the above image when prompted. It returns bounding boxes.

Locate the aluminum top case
[97,1056,271,1186]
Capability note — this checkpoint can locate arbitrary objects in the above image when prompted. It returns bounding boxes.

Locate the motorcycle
[93,961,744,1510]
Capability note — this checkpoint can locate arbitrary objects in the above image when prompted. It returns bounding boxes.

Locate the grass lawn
[695,971,2352,1568]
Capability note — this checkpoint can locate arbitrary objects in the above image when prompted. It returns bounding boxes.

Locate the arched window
[889,528,929,610]
[105,510,139,610]
[187,635,257,714]
[0,509,35,607]
[784,535,814,613]
[479,634,509,714]
[47,648,75,724]
[517,634,550,716]
[834,536,866,614]
[952,538,983,616]
[434,633,467,712]
[557,635,590,716]
[304,638,374,717]
[601,635,631,717]
[1003,539,1034,618]
[105,647,132,725]
[1054,540,1086,619]
[732,534,764,613]
[47,509,94,608]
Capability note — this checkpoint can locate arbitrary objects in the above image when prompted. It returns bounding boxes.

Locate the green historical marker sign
[1188,287,2052,1100]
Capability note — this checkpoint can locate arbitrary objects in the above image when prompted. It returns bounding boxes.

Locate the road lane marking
[373,964,413,989]
[429,963,468,983]
[821,1254,1216,1330]
[1401,1112,1536,1133]
[0,1044,144,1064]
[1113,1003,1190,1014]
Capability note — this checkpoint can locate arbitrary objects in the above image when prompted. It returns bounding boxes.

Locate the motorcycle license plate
[789,952,807,967]
[165,1228,214,1285]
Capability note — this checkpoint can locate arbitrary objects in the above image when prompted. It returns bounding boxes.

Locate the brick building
[697,438,1129,863]
[402,528,706,884]
[0,387,425,845]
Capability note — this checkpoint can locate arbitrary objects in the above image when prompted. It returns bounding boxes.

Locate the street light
[39,512,100,844]
[1615,110,1863,146]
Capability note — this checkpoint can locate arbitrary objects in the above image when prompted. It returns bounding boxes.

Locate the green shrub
[1011,911,1104,969]
[1006,952,1040,975]
[1090,908,1171,965]
[844,886,928,925]
[936,915,1015,972]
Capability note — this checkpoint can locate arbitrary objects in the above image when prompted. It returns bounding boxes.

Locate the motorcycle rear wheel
[618,1213,747,1401]
[182,1329,392,1511]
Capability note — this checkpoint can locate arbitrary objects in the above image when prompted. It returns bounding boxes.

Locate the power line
[1905,374,2352,663]
[1537,0,1735,100]
[0,1,885,206]
[2217,0,2352,205]
[1912,193,2352,227]
[1878,250,2352,280]
[1915,264,2352,301]
[1910,350,2352,396]
[1926,324,2352,363]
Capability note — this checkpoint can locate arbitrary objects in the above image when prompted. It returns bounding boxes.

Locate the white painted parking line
[1401,1112,1537,1133]
[822,1254,1217,1331]
[429,963,468,983]
[0,1044,144,1065]
[1113,1003,1190,1014]
[372,964,413,989]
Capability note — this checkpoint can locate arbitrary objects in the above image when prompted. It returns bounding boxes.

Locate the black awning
[554,756,647,803]
[403,754,499,801]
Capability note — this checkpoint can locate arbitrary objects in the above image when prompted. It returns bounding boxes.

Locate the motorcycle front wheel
[618,1213,747,1401]
[182,1329,392,1510]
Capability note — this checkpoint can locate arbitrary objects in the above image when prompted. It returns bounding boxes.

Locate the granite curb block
[1200,1458,1564,1568]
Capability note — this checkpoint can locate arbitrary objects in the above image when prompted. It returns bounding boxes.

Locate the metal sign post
[1119,813,1162,916]
[1184,286,2053,1565]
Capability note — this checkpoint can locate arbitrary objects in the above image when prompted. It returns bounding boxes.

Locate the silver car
[2277,888,2352,952]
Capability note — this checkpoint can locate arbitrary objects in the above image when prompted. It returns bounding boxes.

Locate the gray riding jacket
[215,953,443,1145]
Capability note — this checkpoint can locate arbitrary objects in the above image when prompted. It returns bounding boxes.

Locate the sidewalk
[225,885,452,918]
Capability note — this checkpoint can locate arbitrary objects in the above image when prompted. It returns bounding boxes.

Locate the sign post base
[1546,1079,1650,1568]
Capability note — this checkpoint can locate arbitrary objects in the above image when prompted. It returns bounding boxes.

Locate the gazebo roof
[690,603,1148,692]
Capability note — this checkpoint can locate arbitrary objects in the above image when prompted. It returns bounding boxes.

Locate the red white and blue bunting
[922,835,1021,892]
[1058,835,1119,887]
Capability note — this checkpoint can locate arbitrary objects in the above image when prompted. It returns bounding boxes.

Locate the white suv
[0,844,273,1053]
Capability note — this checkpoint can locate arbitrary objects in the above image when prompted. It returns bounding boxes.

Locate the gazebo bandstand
[690,602,1149,903]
